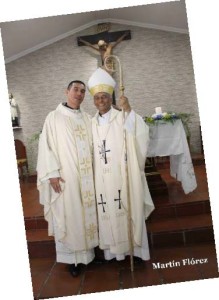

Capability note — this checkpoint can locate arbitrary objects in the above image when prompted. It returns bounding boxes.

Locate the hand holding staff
[119,95,131,113]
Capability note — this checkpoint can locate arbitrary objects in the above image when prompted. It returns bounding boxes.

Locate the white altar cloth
[147,119,197,194]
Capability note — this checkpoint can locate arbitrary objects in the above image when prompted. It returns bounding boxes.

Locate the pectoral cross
[99,140,110,164]
[98,194,106,213]
[114,190,122,210]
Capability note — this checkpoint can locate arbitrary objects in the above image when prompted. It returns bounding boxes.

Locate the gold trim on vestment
[86,223,98,240]
[75,124,87,140]
[69,114,98,249]
[83,191,95,207]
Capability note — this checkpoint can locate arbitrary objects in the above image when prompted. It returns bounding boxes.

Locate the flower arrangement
[144,112,192,139]
[144,112,180,125]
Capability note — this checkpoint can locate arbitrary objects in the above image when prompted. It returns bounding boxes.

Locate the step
[26,229,55,259]
[26,212,214,258]
[25,216,48,230]
[24,198,211,231]
[148,199,211,221]
[146,171,169,198]
[146,213,214,248]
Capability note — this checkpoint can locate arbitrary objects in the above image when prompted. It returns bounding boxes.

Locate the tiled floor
[31,243,218,299]
[19,158,219,299]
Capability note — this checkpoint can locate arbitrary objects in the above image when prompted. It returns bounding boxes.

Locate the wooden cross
[99,140,110,164]
[77,29,131,62]
[98,194,106,213]
[77,28,131,105]
[114,190,122,210]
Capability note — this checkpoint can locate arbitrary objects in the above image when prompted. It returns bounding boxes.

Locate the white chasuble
[37,103,98,263]
[92,108,155,259]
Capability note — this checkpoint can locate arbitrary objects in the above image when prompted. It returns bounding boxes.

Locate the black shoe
[93,257,105,264]
[133,256,143,264]
[69,264,80,277]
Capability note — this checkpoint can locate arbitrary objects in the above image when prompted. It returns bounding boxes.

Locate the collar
[93,107,120,126]
[99,108,111,118]
[97,108,111,125]
[56,103,82,117]
[63,102,80,111]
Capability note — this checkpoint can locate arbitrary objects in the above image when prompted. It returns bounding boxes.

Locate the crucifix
[114,190,122,210]
[77,25,131,104]
[77,29,131,66]
[99,140,110,164]
[98,194,106,213]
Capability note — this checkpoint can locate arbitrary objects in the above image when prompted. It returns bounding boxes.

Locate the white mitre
[88,67,116,96]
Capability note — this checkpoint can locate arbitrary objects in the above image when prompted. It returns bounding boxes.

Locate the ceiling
[0,0,188,63]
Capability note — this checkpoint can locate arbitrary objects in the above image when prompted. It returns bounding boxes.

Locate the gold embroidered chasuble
[37,103,98,252]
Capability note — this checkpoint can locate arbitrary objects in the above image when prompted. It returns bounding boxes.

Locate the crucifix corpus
[77,27,131,104]
[77,28,131,66]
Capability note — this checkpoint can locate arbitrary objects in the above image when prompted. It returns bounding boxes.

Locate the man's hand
[112,104,122,111]
[119,95,131,113]
[49,177,65,193]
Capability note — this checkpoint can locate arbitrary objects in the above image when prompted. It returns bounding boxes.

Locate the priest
[88,68,155,263]
[36,80,98,277]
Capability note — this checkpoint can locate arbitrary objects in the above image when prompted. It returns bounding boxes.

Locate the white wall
[6,23,200,174]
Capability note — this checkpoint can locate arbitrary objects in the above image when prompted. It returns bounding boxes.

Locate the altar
[146,119,197,194]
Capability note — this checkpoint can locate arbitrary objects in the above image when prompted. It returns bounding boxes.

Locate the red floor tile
[31,272,48,298]
[39,271,82,298]
[152,245,190,261]
[29,258,55,298]
[121,261,162,288]
[159,264,202,284]
[81,270,119,294]
[29,258,55,275]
